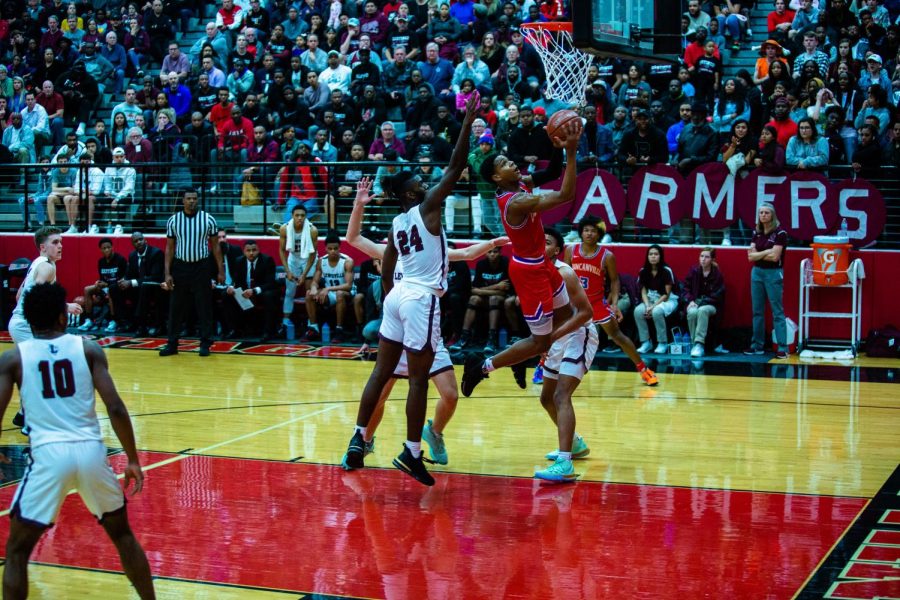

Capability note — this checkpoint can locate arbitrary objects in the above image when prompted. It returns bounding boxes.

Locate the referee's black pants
[167,259,214,348]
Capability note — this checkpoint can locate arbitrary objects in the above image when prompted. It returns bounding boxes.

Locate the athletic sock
[557,451,572,461]
[354,426,367,437]
[482,358,495,374]
[309,323,320,332]
[405,440,422,458]
[635,361,646,372]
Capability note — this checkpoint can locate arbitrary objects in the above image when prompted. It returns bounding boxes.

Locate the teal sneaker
[422,419,448,465]
[545,435,590,460]
[364,436,375,457]
[535,457,577,483]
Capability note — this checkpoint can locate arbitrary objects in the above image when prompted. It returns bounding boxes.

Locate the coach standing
[159,188,224,357]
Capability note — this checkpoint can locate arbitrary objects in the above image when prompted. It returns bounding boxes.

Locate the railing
[4,159,900,249]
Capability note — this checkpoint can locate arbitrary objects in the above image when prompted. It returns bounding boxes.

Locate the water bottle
[498,327,508,349]
[285,321,295,341]
[321,323,331,344]
[839,218,849,237]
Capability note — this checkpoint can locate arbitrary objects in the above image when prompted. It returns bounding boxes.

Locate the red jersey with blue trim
[570,243,613,323]
[497,182,545,260]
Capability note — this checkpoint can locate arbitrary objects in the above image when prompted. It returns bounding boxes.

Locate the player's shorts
[509,256,569,336]
[543,323,599,382]
[10,440,125,527]
[379,282,442,355]
[592,299,617,325]
[393,337,453,378]
[7,314,32,344]
[287,254,316,279]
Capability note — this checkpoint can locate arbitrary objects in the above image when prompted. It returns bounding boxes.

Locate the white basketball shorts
[394,337,453,378]
[379,283,442,355]
[543,323,599,381]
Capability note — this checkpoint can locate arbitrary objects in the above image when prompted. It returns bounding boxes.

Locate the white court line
[0,404,341,517]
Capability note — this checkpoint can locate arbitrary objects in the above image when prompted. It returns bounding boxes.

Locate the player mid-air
[462,112,583,397]
[341,93,480,486]
[0,282,155,599]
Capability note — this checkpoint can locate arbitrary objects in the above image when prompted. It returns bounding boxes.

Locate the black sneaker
[158,345,178,357]
[461,354,487,397]
[392,445,435,486]
[12,410,25,428]
[511,361,527,389]
[198,345,211,357]
[742,347,764,356]
[341,430,366,471]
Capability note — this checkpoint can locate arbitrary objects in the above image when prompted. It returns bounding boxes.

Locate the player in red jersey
[566,216,658,386]
[461,119,582,397]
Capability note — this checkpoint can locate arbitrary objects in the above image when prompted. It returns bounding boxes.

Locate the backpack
[865,325,900,358]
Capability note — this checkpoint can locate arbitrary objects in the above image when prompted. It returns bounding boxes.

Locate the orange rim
[519,21,573,33]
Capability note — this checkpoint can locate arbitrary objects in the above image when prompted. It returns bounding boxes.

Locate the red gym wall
[1,233,896,341]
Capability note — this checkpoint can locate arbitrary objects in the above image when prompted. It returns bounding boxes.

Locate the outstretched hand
[462,90,481,125]
[550,119,583,149]
[355,176,374,205]
[491,236,510,247]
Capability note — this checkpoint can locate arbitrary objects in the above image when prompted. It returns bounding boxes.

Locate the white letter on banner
[572,174,619,225]
[637,173,677,226]
[692,172,734,220]
[756,175,786,213]
[790,180,827,229]
[838,188,868,240]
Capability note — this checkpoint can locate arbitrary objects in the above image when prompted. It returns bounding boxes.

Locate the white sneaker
[113,224,124,235]
[75,123,85,136]
[601,233,612,244]
[654,343,668,354]
[637,340,653,354]
[88,224,99,234]
[105,321,117,333]
[721,236,732,246]
[78,318,94,331]
[65,224,78,234]
[690,343,705,358]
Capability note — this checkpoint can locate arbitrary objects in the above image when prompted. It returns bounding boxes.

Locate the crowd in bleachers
[0,0,899,238]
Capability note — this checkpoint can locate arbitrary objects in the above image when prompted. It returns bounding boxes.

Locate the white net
[521,24,593,107]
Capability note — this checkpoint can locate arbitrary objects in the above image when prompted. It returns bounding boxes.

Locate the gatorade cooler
[810,235,852,286]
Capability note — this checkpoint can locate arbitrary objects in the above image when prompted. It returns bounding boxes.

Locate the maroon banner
[625,165,687,229]
[736,169,790,229]
[682,163,738,229]
[568,169,627,231]
[773,170,839,240]
[833,178,887,248]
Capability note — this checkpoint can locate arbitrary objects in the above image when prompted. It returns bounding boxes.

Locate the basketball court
[0,335,897,598]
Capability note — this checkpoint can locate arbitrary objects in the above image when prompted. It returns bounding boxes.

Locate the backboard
[572,0,682,62]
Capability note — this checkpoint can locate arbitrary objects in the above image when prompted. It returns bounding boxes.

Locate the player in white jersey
[304,231,354,342]
[343,178,508,465]
[7,226,82,431]
[341,93,480,486]
[534,228,597,483]
[278,204,318,332]
[0,282,155,599]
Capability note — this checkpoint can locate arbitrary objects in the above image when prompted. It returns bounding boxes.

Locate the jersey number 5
[38,359,76,399]
[395,225,424,256]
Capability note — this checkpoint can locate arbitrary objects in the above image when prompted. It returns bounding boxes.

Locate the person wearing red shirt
[766,97,798,147]
[683,27,721,70]
[36,80,66,146]
[242,125,280,193]
[214,105,254,193]
[767,0,796,41]
[207,87,235,134]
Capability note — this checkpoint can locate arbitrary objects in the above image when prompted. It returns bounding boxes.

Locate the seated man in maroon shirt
[241,125,280,198]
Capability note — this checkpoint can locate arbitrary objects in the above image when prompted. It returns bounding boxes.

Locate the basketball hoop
[520,22,593,107]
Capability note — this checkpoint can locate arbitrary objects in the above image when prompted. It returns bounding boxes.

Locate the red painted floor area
[0,453,867,599]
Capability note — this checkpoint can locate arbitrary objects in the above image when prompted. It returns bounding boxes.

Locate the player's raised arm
[448,236,509,261]
[84,340,143,495]
[421,92,480,220]
[507,120,582,219]
[347,177,388,260]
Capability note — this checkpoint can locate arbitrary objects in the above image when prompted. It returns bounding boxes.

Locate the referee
[159,188,224,357]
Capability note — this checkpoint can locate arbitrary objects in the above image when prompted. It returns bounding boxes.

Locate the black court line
[16,560,373,599]
[795,463,900,598]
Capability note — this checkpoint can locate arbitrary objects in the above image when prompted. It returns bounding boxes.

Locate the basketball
[545,109,581,141]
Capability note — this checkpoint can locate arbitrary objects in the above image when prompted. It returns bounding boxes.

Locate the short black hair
[478,153,500,186]
[243,239,258,247]
[34,225,61,248]
[544,226,564,251]
[291,203,307,214]
[325,230,341,246]
[98,237,113,247]
[380,170,416,199]
[577,216,606,237]
[24,282,67,331]
[181,187,197,197]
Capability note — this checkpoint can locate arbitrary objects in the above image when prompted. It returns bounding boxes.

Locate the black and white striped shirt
[166,210,218,263]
